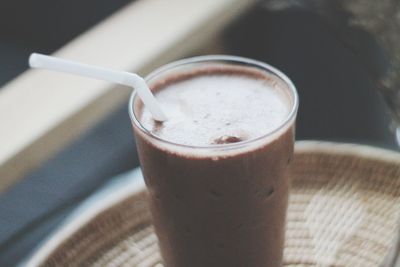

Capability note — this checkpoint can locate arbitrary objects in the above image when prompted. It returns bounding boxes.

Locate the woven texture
[33,143,400,267]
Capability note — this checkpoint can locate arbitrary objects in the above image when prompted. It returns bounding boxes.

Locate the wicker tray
[26,141,400,267]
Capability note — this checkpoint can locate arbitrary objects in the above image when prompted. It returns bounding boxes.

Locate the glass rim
[128,55,299,150]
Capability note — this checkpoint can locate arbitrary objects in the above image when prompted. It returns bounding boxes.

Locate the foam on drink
[138,65,291,147]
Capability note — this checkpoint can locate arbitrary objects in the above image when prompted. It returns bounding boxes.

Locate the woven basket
[26,141,400,267]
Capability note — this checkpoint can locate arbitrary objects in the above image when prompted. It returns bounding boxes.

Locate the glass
[129,55,298,267]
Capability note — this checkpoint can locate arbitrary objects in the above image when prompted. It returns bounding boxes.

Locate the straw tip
[29,53,40,68]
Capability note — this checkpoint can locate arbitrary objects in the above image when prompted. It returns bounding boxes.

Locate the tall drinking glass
[129,55,298,267]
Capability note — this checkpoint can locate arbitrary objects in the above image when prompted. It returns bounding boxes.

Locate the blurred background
[0,0,398,265]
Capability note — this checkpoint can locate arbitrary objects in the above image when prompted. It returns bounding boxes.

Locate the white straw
[29,53,167,121]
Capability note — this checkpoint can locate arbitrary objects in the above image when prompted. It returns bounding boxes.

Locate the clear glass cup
[129,55,298,267]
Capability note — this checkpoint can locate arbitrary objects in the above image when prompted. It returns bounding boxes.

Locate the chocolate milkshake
[130,56,298,267]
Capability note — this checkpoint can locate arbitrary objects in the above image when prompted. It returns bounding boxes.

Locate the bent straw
[29,53,167,121]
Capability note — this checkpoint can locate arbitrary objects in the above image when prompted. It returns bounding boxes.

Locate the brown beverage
[130,56,298,267]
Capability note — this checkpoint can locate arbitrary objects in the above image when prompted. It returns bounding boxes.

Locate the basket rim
[25,173,146,267]
[295,141,400,164]
[25,141,400,267]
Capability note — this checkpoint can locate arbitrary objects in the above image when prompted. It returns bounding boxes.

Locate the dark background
[0,1,396,266]
[0,0,132,86]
